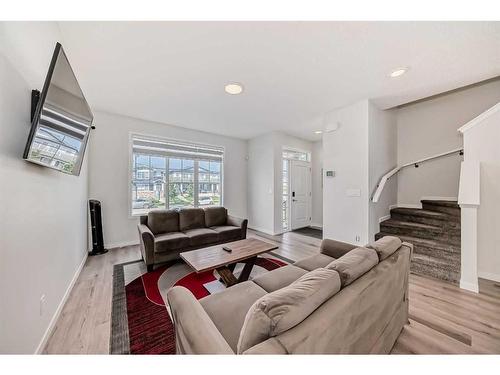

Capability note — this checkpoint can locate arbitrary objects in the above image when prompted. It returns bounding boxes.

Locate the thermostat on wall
[325,170,335,177]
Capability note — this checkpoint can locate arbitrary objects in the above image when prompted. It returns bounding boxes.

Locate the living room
[1,1,500,373]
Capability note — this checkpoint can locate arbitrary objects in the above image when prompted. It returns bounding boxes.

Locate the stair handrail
[371,147,464,203]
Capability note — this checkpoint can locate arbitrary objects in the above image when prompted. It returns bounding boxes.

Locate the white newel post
[458,160,480,293]
[459,204,479,292]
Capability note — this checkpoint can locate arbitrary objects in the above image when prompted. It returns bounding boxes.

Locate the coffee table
[180,238,279,287]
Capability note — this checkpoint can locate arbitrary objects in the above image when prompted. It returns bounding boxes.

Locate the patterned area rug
[110,256,288,354]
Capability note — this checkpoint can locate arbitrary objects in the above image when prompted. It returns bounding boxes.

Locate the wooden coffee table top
[180,238,279,273]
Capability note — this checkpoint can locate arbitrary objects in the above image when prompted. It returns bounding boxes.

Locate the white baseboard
[105,240,139,250]
[421,196,458,202]
[397,197,459,210]
[397,203,421,209]
[478,271,500,283]
[460,279,479,293]
[310,223,323,230]
[378,215,391,223]
[35,252,88,354]
[248,226,277,236]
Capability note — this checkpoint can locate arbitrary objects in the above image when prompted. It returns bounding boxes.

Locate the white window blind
[132,136,224,161]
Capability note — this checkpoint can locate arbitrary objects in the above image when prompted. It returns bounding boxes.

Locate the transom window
[282,149,310,162]
[130,135,223,216]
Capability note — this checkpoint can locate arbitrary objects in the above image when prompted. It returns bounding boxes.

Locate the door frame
[281,147,312,232]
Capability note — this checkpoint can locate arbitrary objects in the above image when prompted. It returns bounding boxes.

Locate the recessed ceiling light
[389,67,408,78]
[224,83,244,95]
[314,130,323,134]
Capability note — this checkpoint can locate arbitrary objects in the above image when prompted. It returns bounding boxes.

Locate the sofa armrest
[320,238,358,259]
[227,215,248,239]
[138,224,155,266]
[167,286,234,354]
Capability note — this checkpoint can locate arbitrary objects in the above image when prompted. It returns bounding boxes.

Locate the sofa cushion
[147,210,179,235]
[204,206,227,227]
[210,225,241,242]
[154,232,190,253]
[200,281,267,352]
[366,236,402,261]
[237,268,341,354]
[326,247,379,287]
[183,228,219,247]
[293,253,335,271]
[252,265,307,293]
[179,208,206,231]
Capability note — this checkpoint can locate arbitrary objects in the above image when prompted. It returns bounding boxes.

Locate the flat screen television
[23,42,93,176]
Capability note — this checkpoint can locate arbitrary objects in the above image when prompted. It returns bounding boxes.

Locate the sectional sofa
[138,207,248,271]
[167,236,413,354]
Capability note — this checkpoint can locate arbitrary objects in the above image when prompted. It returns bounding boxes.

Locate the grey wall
[0,22,89,353]
[396,79,500,207]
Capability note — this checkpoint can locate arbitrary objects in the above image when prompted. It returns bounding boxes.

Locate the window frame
[128,132,224,218]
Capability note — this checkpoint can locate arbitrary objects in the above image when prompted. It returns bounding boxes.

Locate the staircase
[375,200,461,283]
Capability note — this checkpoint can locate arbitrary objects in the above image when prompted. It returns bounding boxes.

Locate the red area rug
[111,257,286,354]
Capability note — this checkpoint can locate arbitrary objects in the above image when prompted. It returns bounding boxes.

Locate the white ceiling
[58,21,500,141]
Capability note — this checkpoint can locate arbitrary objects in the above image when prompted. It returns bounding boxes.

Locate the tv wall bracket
[31,89,40,123]
[30,88,95,129]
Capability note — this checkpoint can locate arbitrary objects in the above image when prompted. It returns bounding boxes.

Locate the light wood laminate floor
[43,229,500,354]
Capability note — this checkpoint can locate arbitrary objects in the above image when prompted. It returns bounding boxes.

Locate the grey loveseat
[138,207,247,271]
[166,236,413,354]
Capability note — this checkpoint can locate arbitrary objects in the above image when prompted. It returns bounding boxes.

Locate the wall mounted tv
[23,42,93,176]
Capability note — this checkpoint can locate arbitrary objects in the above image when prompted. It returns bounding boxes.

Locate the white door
[290,160,311,230]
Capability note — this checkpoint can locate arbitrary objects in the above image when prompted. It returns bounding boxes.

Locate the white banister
[371,147,463,203]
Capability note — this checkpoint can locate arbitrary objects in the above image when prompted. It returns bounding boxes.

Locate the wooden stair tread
[391,207,449,219]
[421,200,459,208]
[376,232,460,253]
[381,219,441,230]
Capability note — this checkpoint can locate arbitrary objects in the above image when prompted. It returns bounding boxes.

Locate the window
[131,135,223,215]
[282,149,310,162]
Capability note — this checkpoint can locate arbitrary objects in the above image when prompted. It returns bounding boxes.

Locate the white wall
[88,111,248,247]
[311,141,323,228]
[368,102,398,240]
[247,134,275,234]
[0,22,89,354]
[323,100,370,245]
[247,131,313,235]
[462,105,500,282]
[396,79,500,206]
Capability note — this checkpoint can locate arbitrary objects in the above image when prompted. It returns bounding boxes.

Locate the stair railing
[371,148,464,203]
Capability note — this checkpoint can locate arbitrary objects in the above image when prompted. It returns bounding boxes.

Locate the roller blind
[132,135,224,161]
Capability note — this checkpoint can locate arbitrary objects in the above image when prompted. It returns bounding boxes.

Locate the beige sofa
[166,236,413,354]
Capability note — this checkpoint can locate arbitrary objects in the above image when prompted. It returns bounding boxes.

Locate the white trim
[396,203,421,209]
[248,226,278,236]
[421,196,458,202]
[310,223,323,230]
[459,279,479,293]
[128,131,225,218]
[35,253,88,354]
[105,240,139,250]
[378,215,391,223]
[458,102,500,133]
[478,271,500,283]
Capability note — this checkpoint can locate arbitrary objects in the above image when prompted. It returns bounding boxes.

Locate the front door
[290,160,311,230]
